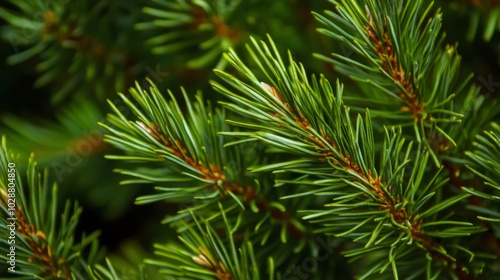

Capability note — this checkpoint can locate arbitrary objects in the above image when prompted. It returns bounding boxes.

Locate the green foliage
[136,0,329,71]
[314,0,471,165]
[1,0,499,279]
[146,204,261,280]
[464,122,500,223]
[467,122,500,190]
[136,0,243,69]
[212,34,490,278]
[101,79,321,277]
[0,0,147,103]
[0,136,104,279]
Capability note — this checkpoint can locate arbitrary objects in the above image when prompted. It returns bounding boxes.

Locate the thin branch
[137,121,305,238]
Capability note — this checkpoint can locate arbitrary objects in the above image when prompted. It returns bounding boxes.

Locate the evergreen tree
[1,0,499,279]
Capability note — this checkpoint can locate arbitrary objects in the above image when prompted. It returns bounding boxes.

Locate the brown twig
[364,8,425,121]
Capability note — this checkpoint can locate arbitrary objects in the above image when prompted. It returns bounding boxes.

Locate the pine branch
[102,80,309,259]
[212,35,488,279]
[146,203,261,280]
[314,0,468,165]
[0,136,105,279]
[136,0,243,69]
[465,122,500,217]
[0,0,142,102]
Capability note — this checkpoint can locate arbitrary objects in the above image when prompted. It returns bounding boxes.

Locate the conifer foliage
[1,0,500,279]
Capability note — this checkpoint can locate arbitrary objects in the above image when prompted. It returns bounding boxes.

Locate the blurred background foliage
[0,0,499,278]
